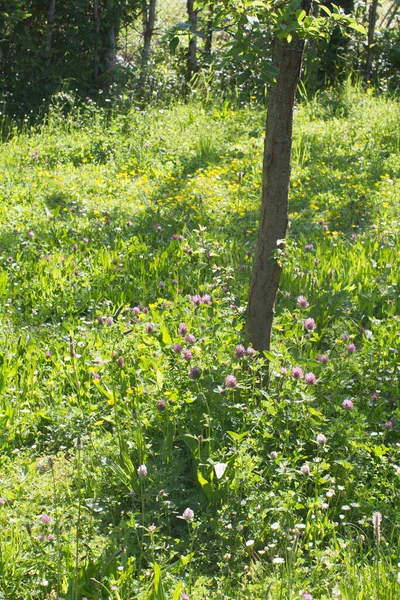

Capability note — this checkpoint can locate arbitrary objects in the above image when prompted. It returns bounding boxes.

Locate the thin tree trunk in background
[365,0,379,81]
[205,3,214,61]
[246,1,312,353]
[93,0,100,78]
[141,0,157,70]
[187,0,199,79]
[103,0,119,72]
[385,2,398,28]
[46,0,56,55]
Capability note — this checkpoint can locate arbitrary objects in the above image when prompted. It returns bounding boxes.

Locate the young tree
[244,0,364,352]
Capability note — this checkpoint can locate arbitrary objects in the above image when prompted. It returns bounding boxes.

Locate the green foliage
[0,0,142,118]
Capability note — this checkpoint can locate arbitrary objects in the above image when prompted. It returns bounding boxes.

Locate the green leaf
[160,325,171,345]
[156,369,164,389]
[153,562,167,600]
[347,20,367,34]
[172,582,183,600]
[237,69,252,84]
[319,5,332,16]
[169,36,179,54]
[227,430,248,442]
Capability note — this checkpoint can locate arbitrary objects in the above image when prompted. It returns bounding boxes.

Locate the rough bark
[246,27,309,351]
[187,0,199,78]
[365,0,379,81]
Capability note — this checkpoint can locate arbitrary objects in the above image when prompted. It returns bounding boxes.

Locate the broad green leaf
[347,20,367,34]
[227,430,249,442]
[160,325,171,345]
[156,369,164,389]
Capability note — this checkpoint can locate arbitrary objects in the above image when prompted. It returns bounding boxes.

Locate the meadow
[0,85,399,599]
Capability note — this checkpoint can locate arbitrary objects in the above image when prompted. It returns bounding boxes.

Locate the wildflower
[185,333,196,344]
[270,451,278,459]
[172,279,178,284]
[45,350,51,359]
[156,399,167,412]
[173,344,182,354]
[0,497,5,505]
[247,347,255,357]
[300,464,310,475]
[191,294,201,306]
[158,281,165,289]
[47,534,55,541]
[225,375,238,389]
[297,295,309,309]
[183,349,193,361]
[178,322,188,335]
[183,507,194,521]
[385,421,393,429]
[201,294,211,305]
[291,366,303,379]
[304,243,314,250]
[116,356,125,368]
[97,315,104,325]
[83,237,88,243]
[316,434,327,445]
[132,306,141,315]
[304,318,316,331]
[73,243,78,251]
[372,512,382,542]
[148,524,156,533]
[182,594,190,600]
[126,220,132,226]
[28,231,35,239]
[281,367,287,375]
[342,399,354,410]
[342,333,349,341]
[346,343,356,353]
[189,366,201,380]
[272,557,285,564]
[145,322,154,333]
[303,594,313,600]
[137,465,148,477]
[40,514,52,525]
[106,316,113,326]
[316,354,329,363]
[92,373,100,380]
[234,345,246,359]
[305,372,316,385]
[156,224,162,232]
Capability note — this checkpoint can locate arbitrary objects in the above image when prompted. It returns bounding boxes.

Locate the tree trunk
[141,0,157,78]
[205,3,214,61]
[140,0,157,90]
[365,0,379,81]
[46,0,56,55]
[103,0,120,72]
[93,0,100,78]
[246,25,310,352]
[187,0,199,79]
